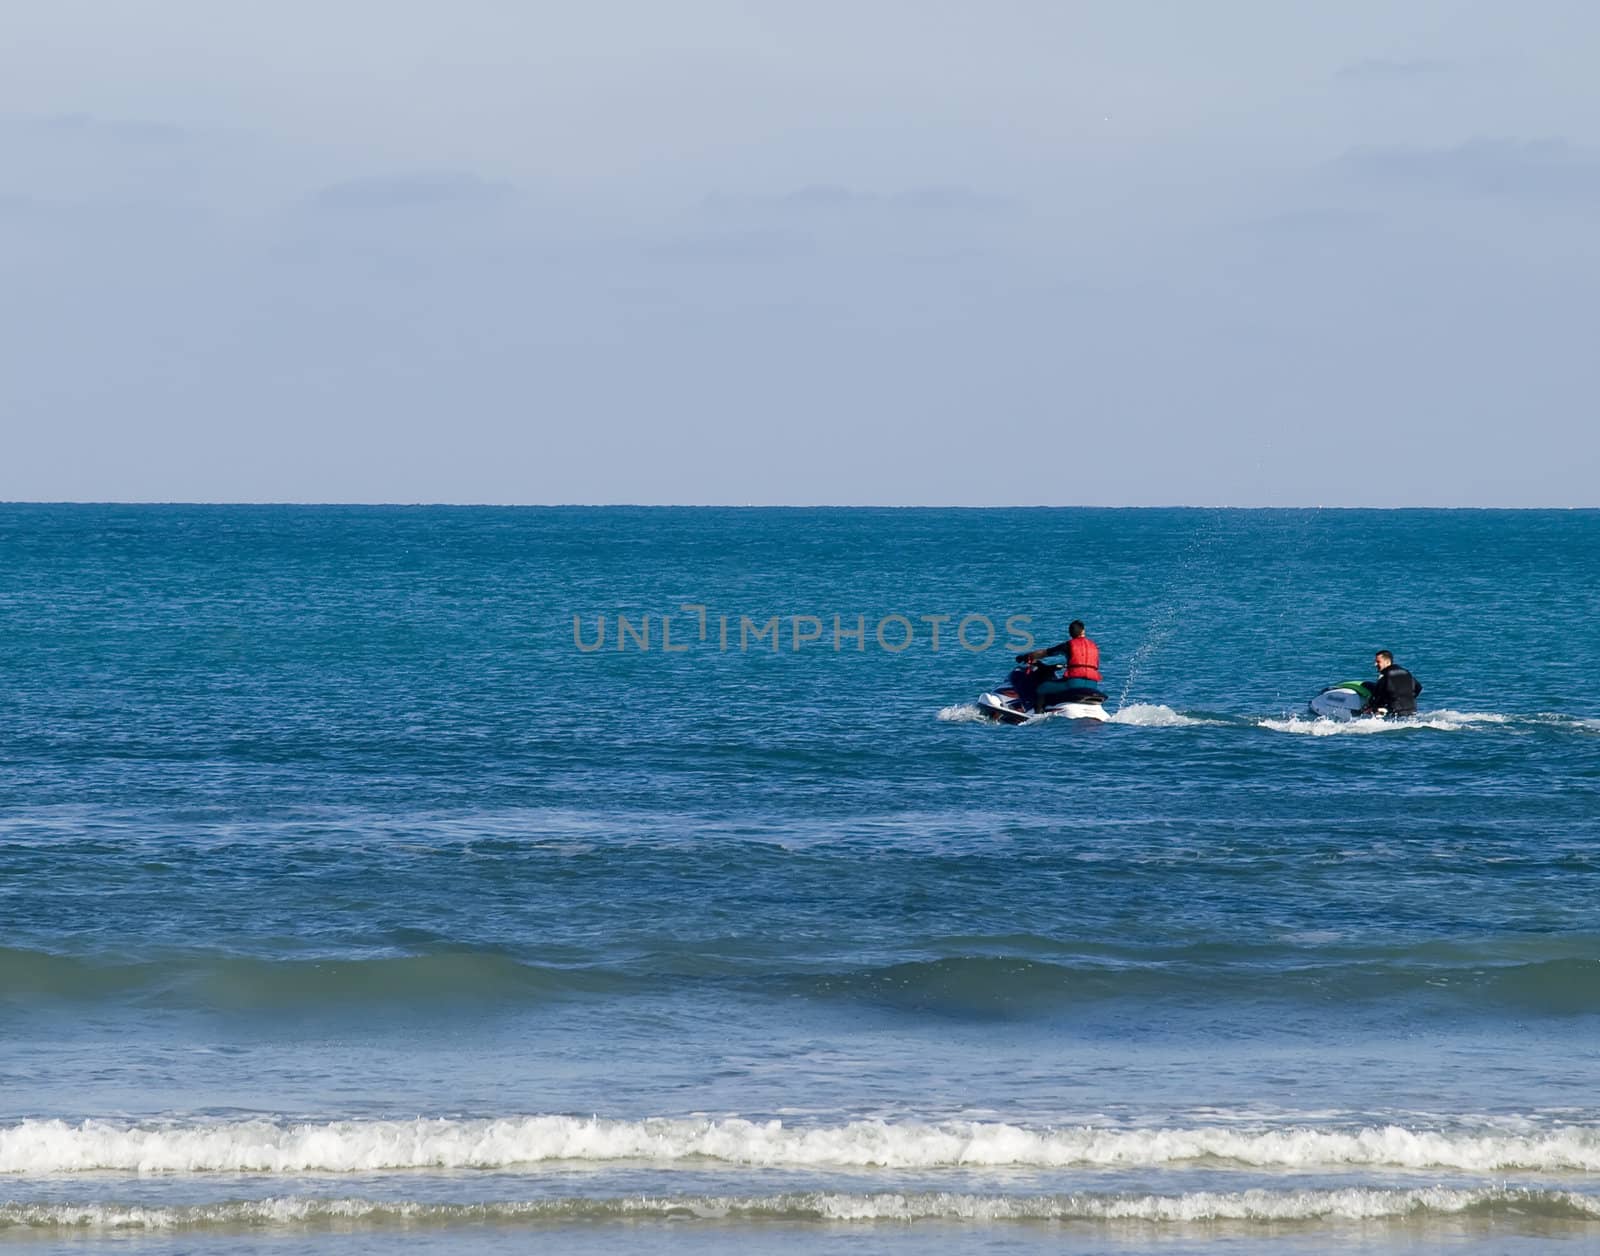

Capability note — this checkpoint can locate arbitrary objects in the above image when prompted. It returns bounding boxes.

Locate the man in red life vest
[1014,620,1105,712]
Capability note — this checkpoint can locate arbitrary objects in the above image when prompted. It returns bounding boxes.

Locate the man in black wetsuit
[1364,650,1422,716]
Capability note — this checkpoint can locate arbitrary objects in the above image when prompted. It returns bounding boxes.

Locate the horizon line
[2,499,1597,511]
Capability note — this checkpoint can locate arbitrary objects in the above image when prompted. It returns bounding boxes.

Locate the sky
[2,0,1598,506]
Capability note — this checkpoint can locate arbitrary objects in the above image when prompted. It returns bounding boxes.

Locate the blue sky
[3,1,1597,505]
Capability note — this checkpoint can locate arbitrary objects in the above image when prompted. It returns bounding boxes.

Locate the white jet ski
[1308,681,1372,721]
[975,665,1111,724]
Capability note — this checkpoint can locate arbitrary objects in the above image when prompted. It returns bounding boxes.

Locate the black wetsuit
[1365,664,1422,716]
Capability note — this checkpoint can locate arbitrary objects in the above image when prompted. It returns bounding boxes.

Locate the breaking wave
[7,1116,1600,1175]
[0,1187,1597,1230]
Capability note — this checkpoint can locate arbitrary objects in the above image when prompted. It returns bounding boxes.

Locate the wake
[942,705,1594,736]
[937,703,1214,727]
[1260,711,1513,736]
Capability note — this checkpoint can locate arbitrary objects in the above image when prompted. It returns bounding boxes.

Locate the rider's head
[1069,620,1086,639]
[1374,650,1393,670]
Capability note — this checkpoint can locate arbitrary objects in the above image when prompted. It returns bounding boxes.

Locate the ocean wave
[0,1187,1597,1230]
[8,947,1598,1014]
[0,947,635,1008]
[798,952,1600,1015]
[7,1116,1600,1175]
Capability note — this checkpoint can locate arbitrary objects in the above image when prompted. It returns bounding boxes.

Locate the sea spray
[1117,510,1232,707]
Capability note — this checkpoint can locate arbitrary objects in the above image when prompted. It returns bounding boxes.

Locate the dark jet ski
[976,663,1110,724]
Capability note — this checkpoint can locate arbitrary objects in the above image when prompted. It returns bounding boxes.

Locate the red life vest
[1066,636,1101,681]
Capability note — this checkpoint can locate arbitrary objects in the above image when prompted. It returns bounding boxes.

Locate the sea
[2,504,1598,1255]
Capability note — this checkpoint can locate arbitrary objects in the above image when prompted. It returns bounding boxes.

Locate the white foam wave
[1261,711,1512,736]
[940,701,1211,726]
[7,1117,1600,1175]
[1110,704,1211,727]
[0,1187,1595,1230]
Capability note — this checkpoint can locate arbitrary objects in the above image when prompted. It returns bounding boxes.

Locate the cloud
[1242,208,1381,236]
[775,183,865,210]
[0,192,44,218]
[645,229,808,263]
[1336,57,1452,83]
[890,185,1011,212]
[1340,138,1600,206]
[667,182,1015,267]
[703,183,1014,216]
[311,171,515,210]
[3,112,187,144]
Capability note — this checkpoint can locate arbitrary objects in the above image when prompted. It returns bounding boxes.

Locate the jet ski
[1308,681,1372,721]
[976,664,1111,724]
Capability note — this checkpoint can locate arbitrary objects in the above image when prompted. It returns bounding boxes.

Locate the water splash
[1260,711,1513,736]
[1110,704,1214,727]
[1118,511,1231,706]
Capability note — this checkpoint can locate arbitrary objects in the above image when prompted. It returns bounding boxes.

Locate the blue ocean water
[1,504,1598,1254]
